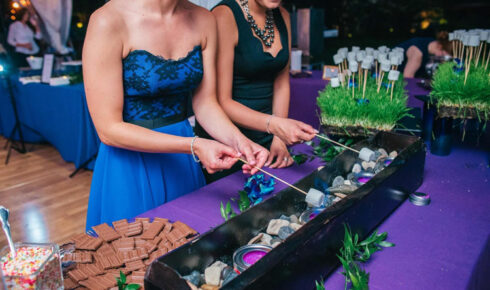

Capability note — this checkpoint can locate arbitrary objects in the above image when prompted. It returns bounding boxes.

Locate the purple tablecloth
[139,73,490,289]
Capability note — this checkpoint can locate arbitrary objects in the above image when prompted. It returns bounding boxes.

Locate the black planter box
[145,132,426,290]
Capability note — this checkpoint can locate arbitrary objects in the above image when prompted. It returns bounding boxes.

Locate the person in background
[195,0,317,183]
[83,0,268,229]
[7,8,42,67]
[396,31,452,78]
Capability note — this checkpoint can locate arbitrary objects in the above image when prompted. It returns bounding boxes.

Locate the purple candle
[243,250,267,265]
[384,159,393,166]
[357,176,372,184]
[309,212,318,220]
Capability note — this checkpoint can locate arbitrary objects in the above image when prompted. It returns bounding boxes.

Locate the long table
[0,77,99,169]
[137,75,490,289]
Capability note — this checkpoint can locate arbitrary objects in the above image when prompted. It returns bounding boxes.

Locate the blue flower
[348,79,358,88]
[356,98,370,106]
[452,58,464,74]
[244,174,276,203]
[382,82,392,89]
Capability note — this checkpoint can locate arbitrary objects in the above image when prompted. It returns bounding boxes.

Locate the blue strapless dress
[86,45,206,230]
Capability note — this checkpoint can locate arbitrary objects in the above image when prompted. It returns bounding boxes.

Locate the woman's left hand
[265,136,294,169]
[234,137,269,175]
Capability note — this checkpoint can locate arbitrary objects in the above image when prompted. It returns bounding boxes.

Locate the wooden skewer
[390,81,394,101]
[237,158,347,199]
[237,158,308,195]
[476,42,483,66]
[362,69,368,99]
[377,71,384,93]
[352,72,355,98]
[464,46,473,86]
[315,134,360,153]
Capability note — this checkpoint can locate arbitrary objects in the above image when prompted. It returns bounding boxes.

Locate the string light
[12,2,20,9]
[76,22,83,29]
[10,15,16,21]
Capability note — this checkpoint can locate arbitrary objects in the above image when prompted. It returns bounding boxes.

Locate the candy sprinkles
[1,245,63,289]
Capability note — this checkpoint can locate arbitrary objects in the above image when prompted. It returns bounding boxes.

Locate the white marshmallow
[388,70,400,81]
[333,54,343,65]
[448,33,454,41]
[349,61,358,73]
[390,55,399,66]
[361,59,371,70]
[330,77,340,88]
[352,46,360,52]
[305,188,325,208]
[359,148,375,162]
[356,51,366,62]
[381,61,391,72]
[469,34,480,46]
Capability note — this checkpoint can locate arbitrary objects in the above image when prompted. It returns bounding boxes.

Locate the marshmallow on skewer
[381,61,391,72]
[356,51,366,62]
[333,54,343,65]
[349,61,359,73]
[305,188,326,208]
[448,33,454,41]
[469,34,480,47]
[359,148,375,162]
[330,77,340,88]
[388,70,400,81]
[361,59,371,70]
[352,46,360,52]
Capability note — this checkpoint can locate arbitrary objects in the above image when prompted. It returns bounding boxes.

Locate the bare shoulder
[212,4,235,22]
[86,2,125,38]
[279,6,290,20]
[406,45,422,58]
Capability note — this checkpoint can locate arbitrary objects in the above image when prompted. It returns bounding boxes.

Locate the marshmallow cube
[388,70,400,81]
[390,55,399,66]
[305,188,325,208]
[448,33,454,41]
[330,77,340,88]
[469,34,480,46]
[381,61,391,72]
[359,147,375,162]
[480,31,489,41]
[356,51,366,62]
[349,61,358,73]
[361,60,371,70]
[352,46,360,52]
[333,54,343,65]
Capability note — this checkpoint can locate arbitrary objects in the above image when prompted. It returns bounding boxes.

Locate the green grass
[430,61,490,120]
[317,73,411,131]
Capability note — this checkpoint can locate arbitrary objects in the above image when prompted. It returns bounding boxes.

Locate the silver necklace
[239,0,275,47]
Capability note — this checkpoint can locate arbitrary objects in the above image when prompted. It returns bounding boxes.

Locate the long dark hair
[436,31,452,55]
[16,8,29,22]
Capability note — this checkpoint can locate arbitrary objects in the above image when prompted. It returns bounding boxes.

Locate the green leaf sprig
[116,271,141,290]
[336,224,395,290]
[307,138,354,162]
[220,201,237,221]
[288,149,315,165]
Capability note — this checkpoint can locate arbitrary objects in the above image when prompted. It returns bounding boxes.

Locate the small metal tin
[383,157,394,167]
[233,244,272,273]
[299,207,324,224]
[353,171,375,186]
[409,192,431,206]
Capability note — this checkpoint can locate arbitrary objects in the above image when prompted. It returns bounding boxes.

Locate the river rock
[205,261,228,286]
[260,233,273,246]
[377,148,388,157]
[222,271,238,286]
[279,215,291,222]
[248,233,263,245]
[278,226,295,240]
[352,163,362,174]
[289,215,299,224]
[332,176,345,188]
[267,219,290,235]
[346,172,355,181]
[201,285,220,290]
[329,184,359,194]
[271,241,281,248]
[183,270,201,287]
[290,223,302,231]
[389,151,398,158]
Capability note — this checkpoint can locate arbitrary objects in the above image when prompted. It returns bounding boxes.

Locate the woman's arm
[192,8,268,172]
[7,23,18,47]
[403,45,422,78]
[83,8,238,173]
[213,6,316,146]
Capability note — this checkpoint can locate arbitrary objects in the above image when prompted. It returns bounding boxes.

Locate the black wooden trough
[145,132,426,289]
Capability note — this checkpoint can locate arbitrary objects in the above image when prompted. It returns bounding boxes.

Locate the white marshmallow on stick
[330,77,340,88]
[388,70,400,101]
[377,61,391,93]
[359,148,375,162]
[305,188,325,208]
[349,61,358,98]
[361,60,371,100]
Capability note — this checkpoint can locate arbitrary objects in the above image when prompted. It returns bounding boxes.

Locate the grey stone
[361,161,370,170]
[289,215,299,224]
[248,233,263,245]
[222,271,238,285]
[278,226,295,240]
[332,176,345,188]
[329,184,359,194]
[266,219,290,235]
[365,167,375,174]
[221,267,234,281]
[346,172,356,181]
[279,215,291,222]
[344,180,352,186]
[373,151,382,160]
[271,241,281,248]
[205,261,228,286]
[377,148,388,157]
[352,163,362,174]
[183,273,200,287]
[374,162,384,173]
[290,223,302,231]
[259,233,273,246]
[271,237,282,244]
[389,151,398,158]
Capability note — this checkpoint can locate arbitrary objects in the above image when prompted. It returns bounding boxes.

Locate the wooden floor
[0,136,92,249]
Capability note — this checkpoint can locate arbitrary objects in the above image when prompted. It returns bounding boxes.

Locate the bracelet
[190,136,200,163]
[266,114,274,135]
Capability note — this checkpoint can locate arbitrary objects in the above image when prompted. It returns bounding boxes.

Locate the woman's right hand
[193,138,240,174]
[269,116,317,146]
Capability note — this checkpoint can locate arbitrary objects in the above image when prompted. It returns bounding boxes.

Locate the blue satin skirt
[85,120,206,230]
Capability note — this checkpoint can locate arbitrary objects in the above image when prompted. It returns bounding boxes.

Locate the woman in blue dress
[82,0,269,230]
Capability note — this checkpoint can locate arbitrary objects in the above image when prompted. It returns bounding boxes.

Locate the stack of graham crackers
[62,217,198,289]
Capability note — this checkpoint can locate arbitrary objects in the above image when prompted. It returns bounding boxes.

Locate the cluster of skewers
[317,46,411,134]
[431,28,490,121]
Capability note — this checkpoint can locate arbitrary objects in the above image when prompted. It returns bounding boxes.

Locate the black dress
[194,0,289,183]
